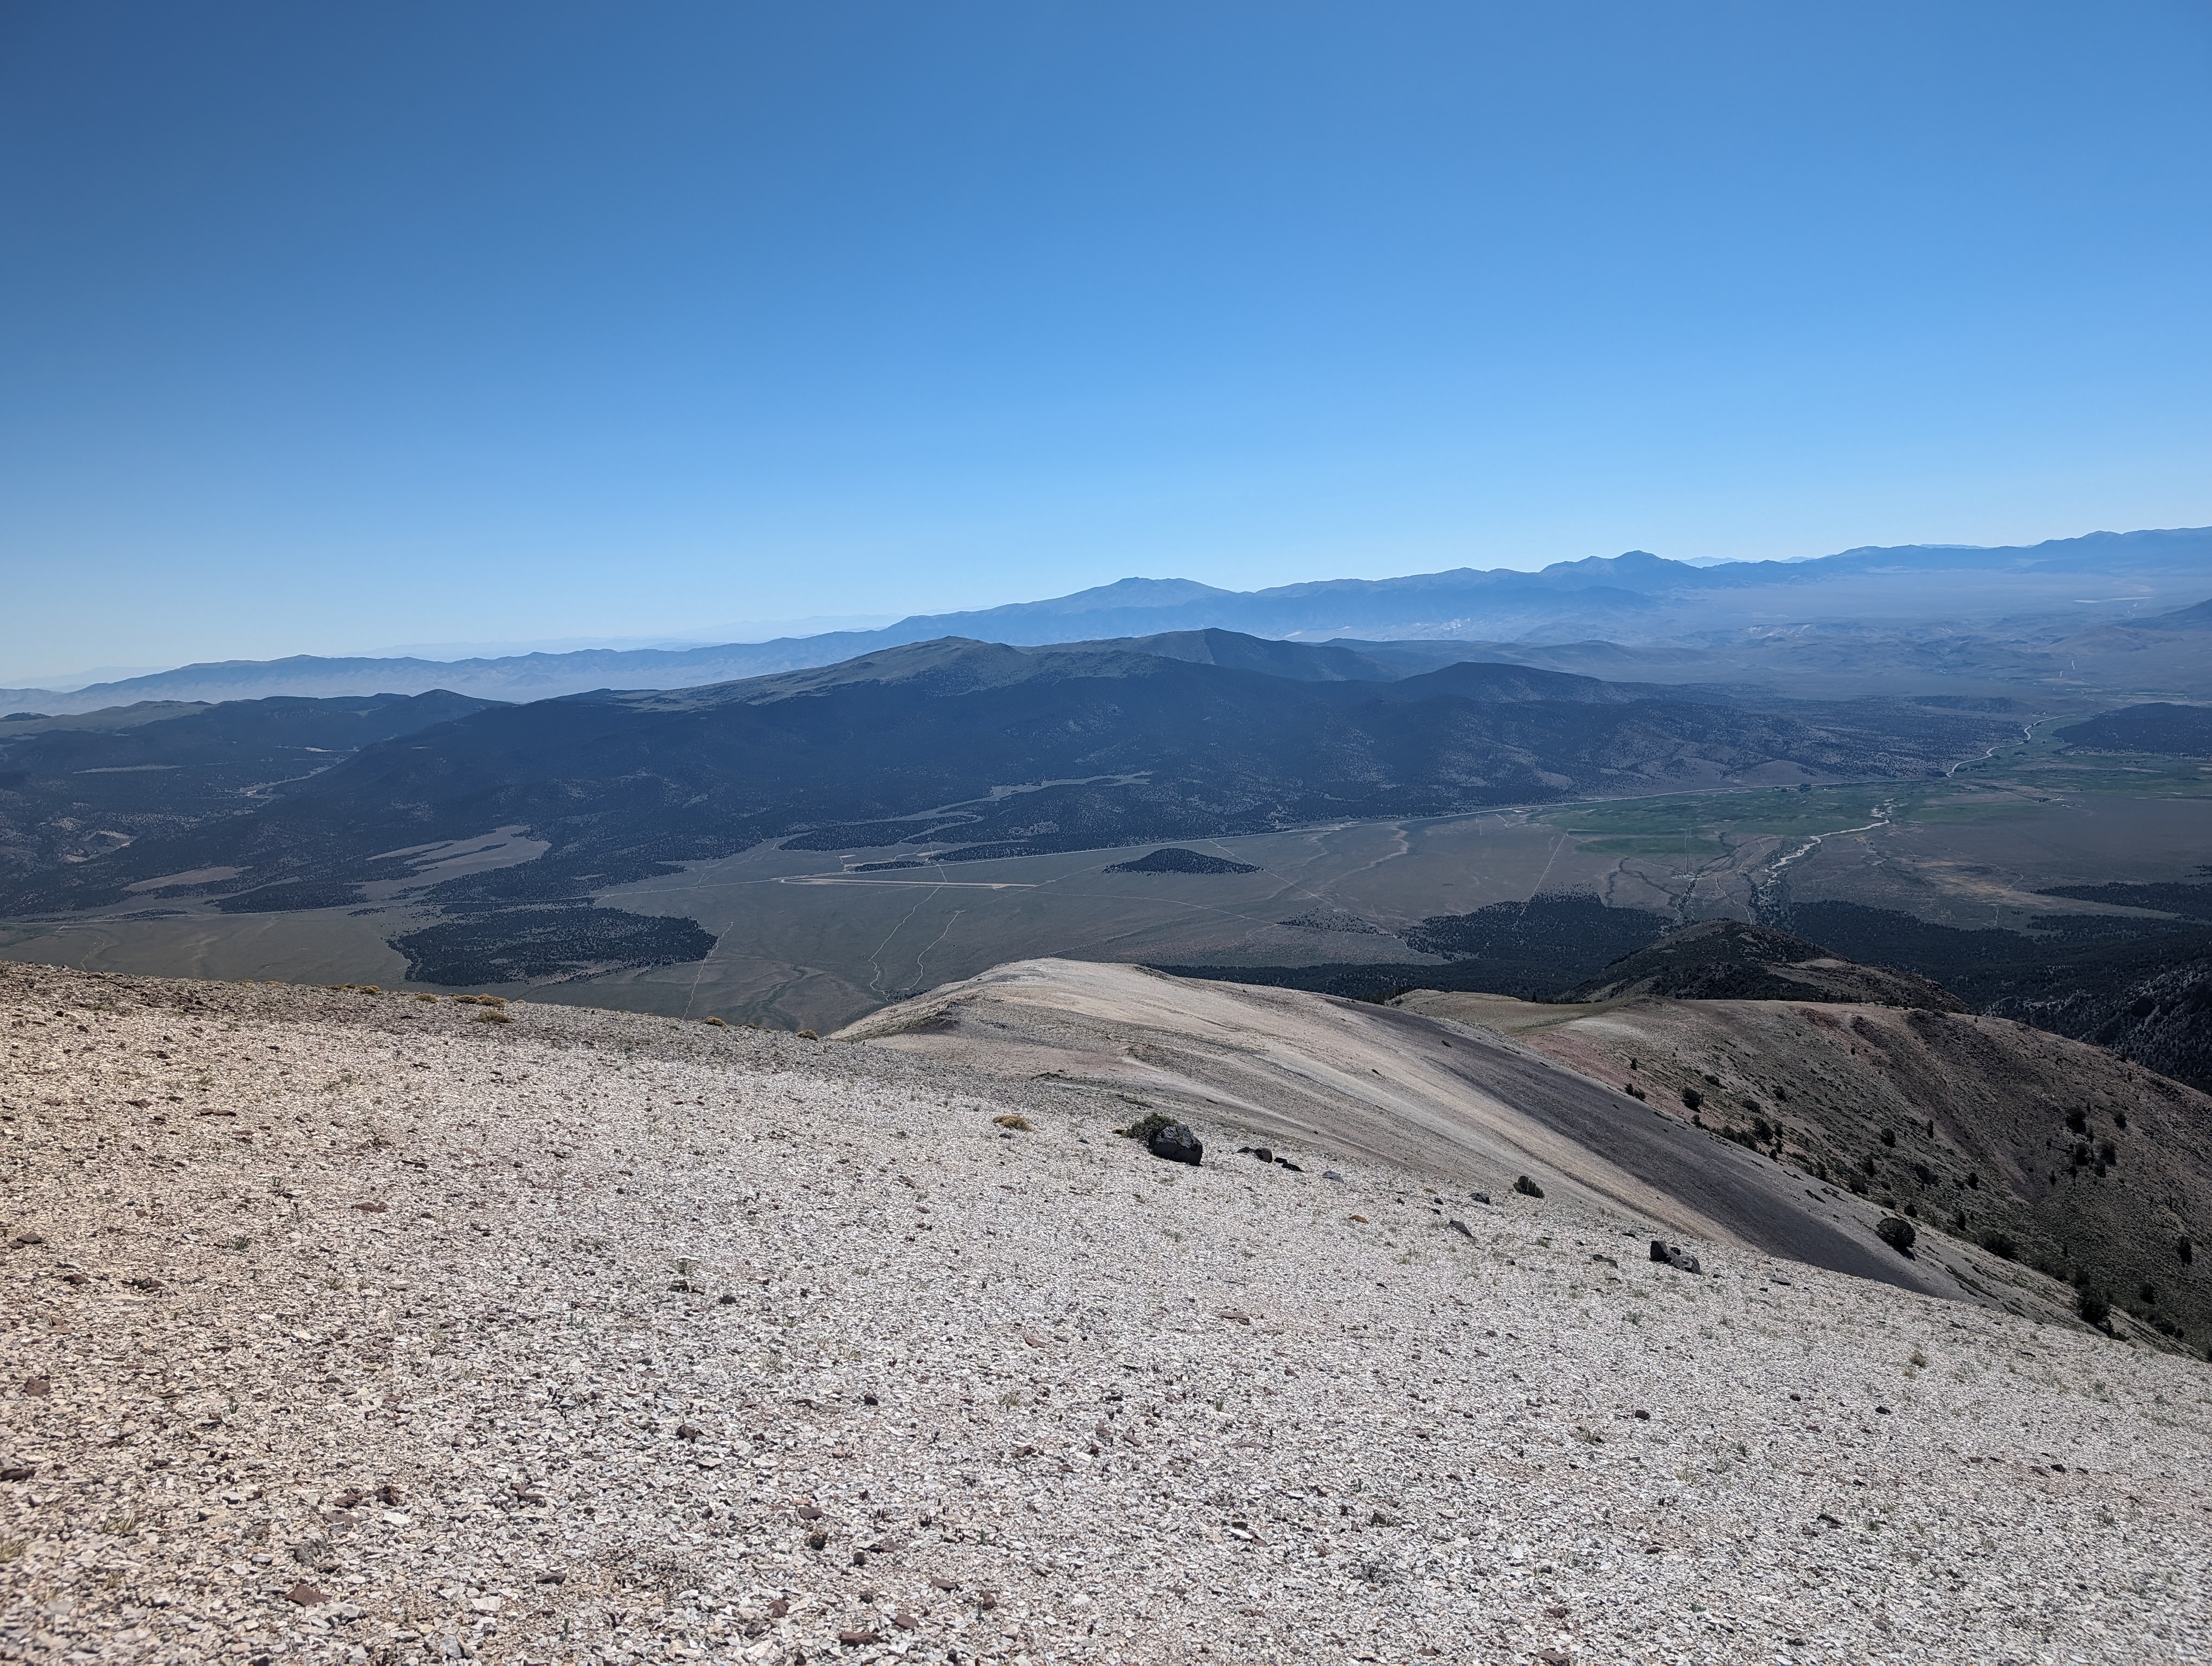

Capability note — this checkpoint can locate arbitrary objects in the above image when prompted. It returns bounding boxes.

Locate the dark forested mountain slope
[1,635,2016,922]
[2059,702,2212,756]
[0,691,498,884]
[1562,918,1970,1009]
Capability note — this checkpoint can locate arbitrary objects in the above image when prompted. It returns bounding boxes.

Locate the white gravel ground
[4,961,2209,1666]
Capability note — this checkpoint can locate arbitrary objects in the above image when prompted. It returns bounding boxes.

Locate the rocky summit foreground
[2,961,2209,1666]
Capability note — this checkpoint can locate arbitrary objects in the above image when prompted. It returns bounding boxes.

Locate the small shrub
[795,1029,819,1041]
[292,1537,338,1572]
[2076,1289,2110,1328]
[1879,1127,1896,1148]
[1512,1175,1545,1199]
[703,1016,728,1028]
[2065,1108,2087,1135]
[1965,1171,1979,1189]
[1874,1215,1916,1255]
[993,1114,1033,1132]
[1977,1230,2017,1261]
[1679,1086,1703,1112]
[1846,1173,1868,1196]
[2112,1109,2127,1130]
[413,992,438,1003]
[475,1010,511,1024]
[2181,1236,2196,1265]
[2139,1282,2158,1305]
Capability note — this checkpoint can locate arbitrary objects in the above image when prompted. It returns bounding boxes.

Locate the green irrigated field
[1551,781,1905,843]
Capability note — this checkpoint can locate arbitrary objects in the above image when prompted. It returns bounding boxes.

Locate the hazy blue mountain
[5,527,2204,714]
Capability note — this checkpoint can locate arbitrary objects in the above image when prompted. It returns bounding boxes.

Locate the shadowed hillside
[1561,918,1969,1009]
[1398,975,2212,1356]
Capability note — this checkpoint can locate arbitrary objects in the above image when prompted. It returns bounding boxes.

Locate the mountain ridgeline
[5,527,2208,713]
[1,633,2020,930]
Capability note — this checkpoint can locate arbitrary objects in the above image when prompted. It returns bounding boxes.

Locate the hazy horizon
[3,527,2196,690]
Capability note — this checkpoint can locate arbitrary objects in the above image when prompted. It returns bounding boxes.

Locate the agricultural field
[6,725,2207,1036]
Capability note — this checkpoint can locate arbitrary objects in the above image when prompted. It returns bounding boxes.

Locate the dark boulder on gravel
[1148,1123,1204,1165]
[1650,1239,1703,1274]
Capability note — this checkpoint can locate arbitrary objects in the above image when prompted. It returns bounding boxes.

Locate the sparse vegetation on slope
[1401,984,2212,1356]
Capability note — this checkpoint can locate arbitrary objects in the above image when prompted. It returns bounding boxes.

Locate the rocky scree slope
[3,962,2211,1666]
[1396,989,2212,1357]
[839,959,2014,1308]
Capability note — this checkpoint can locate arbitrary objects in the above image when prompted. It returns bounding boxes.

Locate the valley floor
[3,963,2209,1665]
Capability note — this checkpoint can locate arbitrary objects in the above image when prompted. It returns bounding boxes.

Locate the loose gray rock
[0,957,2202,1666]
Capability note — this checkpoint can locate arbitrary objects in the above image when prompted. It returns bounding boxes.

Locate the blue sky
[3,1,2209,679]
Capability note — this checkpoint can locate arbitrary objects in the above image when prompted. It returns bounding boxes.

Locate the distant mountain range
[7,527,2208,714]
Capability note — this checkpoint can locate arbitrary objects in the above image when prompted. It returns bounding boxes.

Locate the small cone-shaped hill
[1563,918,1968,1010]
